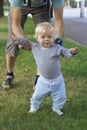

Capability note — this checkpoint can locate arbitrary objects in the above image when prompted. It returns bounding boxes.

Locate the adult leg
[2,8,27,89]
[6,54,15,77]
[2,38,19,89]
[2,54,15,89]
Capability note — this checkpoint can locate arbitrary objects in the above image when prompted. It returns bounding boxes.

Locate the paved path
[64,17,87,47]
[56,8,87,47]
[63,7,87,18]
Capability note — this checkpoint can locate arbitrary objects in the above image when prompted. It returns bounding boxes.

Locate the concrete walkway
[64,17,87,47]
[63,8,87,47]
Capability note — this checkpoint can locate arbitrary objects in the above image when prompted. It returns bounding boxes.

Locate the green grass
[0,17,87,130]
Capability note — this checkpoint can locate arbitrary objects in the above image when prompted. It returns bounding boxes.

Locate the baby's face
[37,33,54,48]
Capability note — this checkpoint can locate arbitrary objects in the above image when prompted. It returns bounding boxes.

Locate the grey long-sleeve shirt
[31,42,72,80]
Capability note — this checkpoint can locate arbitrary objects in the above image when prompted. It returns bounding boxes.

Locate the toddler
[28,22,78,115]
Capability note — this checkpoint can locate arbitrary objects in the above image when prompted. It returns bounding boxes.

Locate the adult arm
[10,7,24,37]
[10,6,31,50]
[52,0,64,38]
[53,7,64,38]
[52,0,64,46]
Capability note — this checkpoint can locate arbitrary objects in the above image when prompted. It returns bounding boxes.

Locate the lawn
[0,17,87,130]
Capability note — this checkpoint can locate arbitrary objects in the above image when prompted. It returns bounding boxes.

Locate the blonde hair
[34,22,55,39]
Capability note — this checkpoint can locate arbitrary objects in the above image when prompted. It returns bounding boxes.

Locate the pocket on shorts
[6,39,19,57]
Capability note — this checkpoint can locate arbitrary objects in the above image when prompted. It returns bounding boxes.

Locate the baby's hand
[70,47,78,55]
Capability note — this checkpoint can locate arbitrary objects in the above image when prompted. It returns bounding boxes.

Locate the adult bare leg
[6,54,15,76]
[2,54,15,89]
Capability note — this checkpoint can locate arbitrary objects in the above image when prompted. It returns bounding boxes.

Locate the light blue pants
[30,75,66,111]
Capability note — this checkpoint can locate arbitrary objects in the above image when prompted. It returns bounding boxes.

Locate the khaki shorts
[6,39,19,57]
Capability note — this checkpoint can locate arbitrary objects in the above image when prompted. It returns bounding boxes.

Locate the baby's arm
[70,47,78,55]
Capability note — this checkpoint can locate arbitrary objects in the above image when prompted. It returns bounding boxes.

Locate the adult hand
[12,36,32,50]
